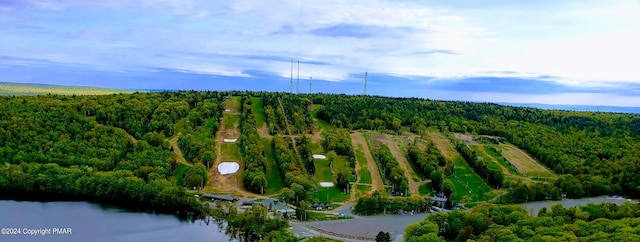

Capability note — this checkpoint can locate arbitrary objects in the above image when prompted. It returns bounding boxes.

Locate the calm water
[0,200,232,242]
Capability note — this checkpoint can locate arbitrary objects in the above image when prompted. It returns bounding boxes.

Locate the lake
[0,200,233,242]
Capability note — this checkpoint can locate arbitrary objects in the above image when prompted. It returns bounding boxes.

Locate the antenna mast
[363,72,368,95]
[296,61,300,94]
[290,59,293,93]
[309,77,312,94]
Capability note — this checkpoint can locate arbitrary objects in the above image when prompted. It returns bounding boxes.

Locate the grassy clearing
[224,114,240,130]
[484,145,519,174]
[312,186,350,203]
[354,184,370,199]
[355,145,372,184]
[470,145,503,172]
[419,183,432,195]
[0,82,137,96]
[250,97,266,127]
[314,159,334,183]
[363,132,387,186]
[391,135,423,182]
[310,104,332,130]
[451,156,493,202]
[223,96,242,112]
[310,137,325,154]
[220,143,242,161]
[500,144,556,178]
[332,156,350,173]
[426,131,494,201]
[261,139,285,194]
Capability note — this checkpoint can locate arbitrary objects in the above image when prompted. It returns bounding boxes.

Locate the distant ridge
[0,82,139,96]
[498,102,640,114]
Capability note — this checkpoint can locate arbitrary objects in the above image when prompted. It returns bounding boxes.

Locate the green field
[419,183,432,195]
[310,104,332,130]
[0,82,137,96]
[312,186,350,203]
[450,157,493,202]
[251,97,266,127]
[261,139,285,194]
[470,145,504,172]
[354,184,370,199]
[484,145,519,174]
[220,143,242,161]
[354,145,372,184]
[314,159,334,183]
[224,115,240,130]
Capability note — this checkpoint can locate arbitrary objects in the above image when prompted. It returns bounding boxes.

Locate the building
[203,194,238,202]
[260,198,294,214]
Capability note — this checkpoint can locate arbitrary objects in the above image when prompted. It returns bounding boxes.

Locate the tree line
[452,138,504,188]
[373,143,409,196]
[312,94,640,200]
[322,128,356,189]
[272,134,315,204]
[0,92,226,214]
[353,191,428,215]
[238,96,268,194]
[263,94,314,135]
[405,202,640,241]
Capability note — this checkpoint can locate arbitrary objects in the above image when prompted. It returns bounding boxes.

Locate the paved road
[290,196,638,241]
[291,212,429,242]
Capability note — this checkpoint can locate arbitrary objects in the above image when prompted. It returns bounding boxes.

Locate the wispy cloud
[0,0,639,106]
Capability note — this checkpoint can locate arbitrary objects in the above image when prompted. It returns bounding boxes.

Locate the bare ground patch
[454,133,480,145]
[380,134,420,196]
[351,132,384,195]
[169,133,192,167]
[500,144,555,178]
[426,131,458,160]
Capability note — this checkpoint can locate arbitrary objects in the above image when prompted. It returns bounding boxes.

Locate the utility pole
[297,61,300,94]
[363,72,368,95]
[309,77,312,94]
[290,59,293,93]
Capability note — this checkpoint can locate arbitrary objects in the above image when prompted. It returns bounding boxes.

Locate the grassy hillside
[0,82,137,96]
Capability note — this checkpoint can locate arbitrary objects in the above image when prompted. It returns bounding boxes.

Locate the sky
[1,0,639,107]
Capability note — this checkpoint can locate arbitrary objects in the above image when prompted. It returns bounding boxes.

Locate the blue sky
[1,0,639,106]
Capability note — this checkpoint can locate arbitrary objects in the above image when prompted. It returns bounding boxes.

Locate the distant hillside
[498,102,640,114]
[0,82,138,96]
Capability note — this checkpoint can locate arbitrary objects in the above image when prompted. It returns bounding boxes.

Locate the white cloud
[1,0,639,95]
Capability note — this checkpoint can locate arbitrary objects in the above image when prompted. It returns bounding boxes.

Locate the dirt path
[500,144,555,177]
[169,133,192,167]
[207,98,261,198]
[257,123,272,139]
[475,144,511,175]
[277,98,298,151]
[380,134,420,196]
[427,131,458,160]
[350,132,385,195]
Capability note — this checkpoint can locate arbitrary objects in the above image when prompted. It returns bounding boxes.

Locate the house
[430,196,447,209]
[203,194,238,202]
[240,200,254,207]
[260,198,294,214]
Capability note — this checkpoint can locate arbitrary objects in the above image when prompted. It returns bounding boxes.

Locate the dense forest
[404,202,640,241]
[0,92,225,212]
[238,96,269,194]
[313,94,640,200]
[1,90,639,241]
